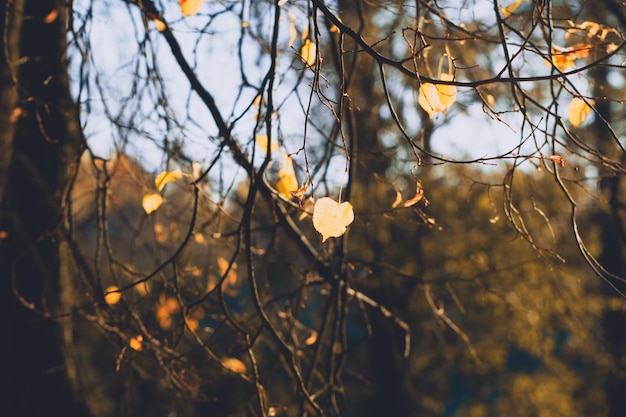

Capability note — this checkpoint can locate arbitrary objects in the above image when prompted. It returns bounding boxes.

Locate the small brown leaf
[44,9,59,24]
[548,155,566,167]
[290,182,308,201]
[403,182,424,208]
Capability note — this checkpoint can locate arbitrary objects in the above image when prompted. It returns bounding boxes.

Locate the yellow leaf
[255,135,280,154]
[217,256,238,287]
[501,0,527,18]
[135,281,150,297]
[547,45,591,71]
[287,10,298,47]
[276,154,299,199]
[312,197,354,242]
[417,73,457,118]
[179,0,204,16]
[142,193,163,214]
[222,357,246,374]
[155,169,182,191]
[104,285,122,305]
[194,233,207,245]
[129,335,143,351]
[567,97,594,127]
[305,331,318,345]
[152,18,167,32]
[301,39,316,67]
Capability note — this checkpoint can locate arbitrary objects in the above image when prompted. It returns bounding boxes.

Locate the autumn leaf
[222,357,246,374]
[305,331,318,346]
[217,256,238,287]
[301,39,316,67]
[104,285,122,305]
[155,169,182,191]
[142,193,163,214]
[43,9,59,24]
[567,97,594,127]
[501,0,527,18]
[290,182,308,201]
[547,45,591,71]
[312,197,354,242]
[255,135,280,154]
[152,18,167,32]
[179,0,204,16]
[275,153,299,199]
[548,155,567,167]
[129,335,143,351]
[418,73,457,118]
[403,182,424,208]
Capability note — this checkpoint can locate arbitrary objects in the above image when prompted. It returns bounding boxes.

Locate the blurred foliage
[63,153,620,416]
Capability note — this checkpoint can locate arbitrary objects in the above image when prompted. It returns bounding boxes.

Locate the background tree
[1,0,89,415]
[2,0,626,416]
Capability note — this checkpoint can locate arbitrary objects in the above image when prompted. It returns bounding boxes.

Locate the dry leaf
[129,335,143,351]
[9,106,23,123]
[152,18,167,32]
[548,155,567,167]
[44,9,59,24]
[312,197,354,242]
[222,357,246,374]
[547,44,591,71]
[567,97,594,127]
[403,182,424,208]
[276,154,299,199]
[155,169,182,191]
[305,331,318,345]
[256,135,280,154]
[290,182,308,201]
[418,73,457,118]
[501,0,527,18]
[301,39,316,67]
[391,184,403,209]
[194,233,207,245]
[104,285,122,305]
[142,193,163,214]
[217,256,238,287]
[179,0,204,16]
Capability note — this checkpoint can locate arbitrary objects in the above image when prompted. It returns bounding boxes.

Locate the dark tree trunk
[0,1,89,415]
[594,3,626,416]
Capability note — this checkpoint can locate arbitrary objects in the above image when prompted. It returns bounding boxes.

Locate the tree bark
[0,1,89,415]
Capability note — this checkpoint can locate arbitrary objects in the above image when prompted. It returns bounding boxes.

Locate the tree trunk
[0,1,89,415]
